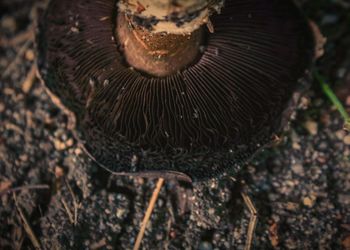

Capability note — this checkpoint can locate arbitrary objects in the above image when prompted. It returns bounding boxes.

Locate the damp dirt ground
[1,0,350,249]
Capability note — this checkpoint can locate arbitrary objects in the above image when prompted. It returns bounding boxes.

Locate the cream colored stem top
[118,0,223,34]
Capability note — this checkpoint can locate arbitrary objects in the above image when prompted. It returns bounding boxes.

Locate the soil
[1,0,350,249]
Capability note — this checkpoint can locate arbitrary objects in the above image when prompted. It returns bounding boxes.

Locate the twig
[207,18,214,33]
[60,180,80,225]
[0,0,47,47]
[241,192,258,250]
[65,179,80,225]
[0,184,50,196]
[61,197,75,225]
[13,193,42,250]
[90,238,107,249]
[2,39,32,78]
[335,0,350,9]
[0,27,34,47]
[22,64,37,94]
[314,70,350,131]
[164,203,175,250]
[133,178,165,250]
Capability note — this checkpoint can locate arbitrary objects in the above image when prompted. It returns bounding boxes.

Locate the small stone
[291,164,304,175]
[157,198,164,207]
[304,120,318,135]
[0,102,5,113]
[335,129,345,140]
[268,221,279,247]
[342,235,350,250]
[90,238,106,249]
[66,138,74,147]
[208,208,215,215]
[346,96,350,106]
[74,147,82,155]
[131,154,138,167]
[156,232,163,241]
[320,112,331,126]
[338,194,350,205]
[321,14,339,25]
[303,196,316,208]
[169,229,176,239]
[19,154,28,162]
[0,180,12,193]
[116,208,126,219]
[55,166,64,178]
[4,88,15,96]
[198,241,213,250]
[341,224,350,231]
[286,202,299,211]
[285,238,298,249]
[54,140,66,150]
[292,142,301,150]
[299,96,310,109]
[317,155,327,164]
[70,27,79,33]
[25,49,35,61]
[343,135,350,145]
[1,16,16,32]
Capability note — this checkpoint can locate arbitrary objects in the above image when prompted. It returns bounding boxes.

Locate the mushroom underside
[37,0,314,180]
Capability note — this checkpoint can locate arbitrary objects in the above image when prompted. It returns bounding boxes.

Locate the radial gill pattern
[37,0,315,180]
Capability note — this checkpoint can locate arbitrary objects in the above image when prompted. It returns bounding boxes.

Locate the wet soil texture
[1,0,350,249]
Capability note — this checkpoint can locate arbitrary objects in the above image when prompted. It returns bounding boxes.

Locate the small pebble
[303,196,316,208]
[304,120,318,135]
[66,138,74,147]
[343,135,350,145]
[55,166,64,178]
[0,181,12,193]
[0,102,5,113]
[335,130,346,140]
[70,27,79,33]
[286,202,299,211]
[338,194,350,205]
[54,140,66,150]
[116,208,126,219]
[25,50,35,61]
[342,236,350,250]
[321,14,339,25]
[291,164,304,175]
[1,16,16,32]
[346,96,350,106]
[74,147,82,155]
[198,241,213,250]
[292,142,301,150]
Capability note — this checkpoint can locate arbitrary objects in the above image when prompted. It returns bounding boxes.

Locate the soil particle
[1,0,350,249]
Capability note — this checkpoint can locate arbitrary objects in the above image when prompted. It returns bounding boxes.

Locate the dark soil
[1,0,350,249]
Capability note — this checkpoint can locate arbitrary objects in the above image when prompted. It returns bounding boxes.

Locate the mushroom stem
[118,0,223,34]
[116,12,204,76]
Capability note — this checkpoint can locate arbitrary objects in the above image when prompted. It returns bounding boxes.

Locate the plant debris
[1,0,350,249]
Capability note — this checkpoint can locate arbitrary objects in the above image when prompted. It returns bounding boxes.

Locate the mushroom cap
[37,0,315,180]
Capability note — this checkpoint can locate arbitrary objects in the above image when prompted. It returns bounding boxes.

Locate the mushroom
[37,0,315,181]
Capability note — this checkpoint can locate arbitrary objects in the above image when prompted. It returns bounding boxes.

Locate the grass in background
[314,70,350,131]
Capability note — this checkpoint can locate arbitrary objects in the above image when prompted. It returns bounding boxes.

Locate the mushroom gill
[37,0,315,180]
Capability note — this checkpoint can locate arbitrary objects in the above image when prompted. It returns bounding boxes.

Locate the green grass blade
[313,70,350,131]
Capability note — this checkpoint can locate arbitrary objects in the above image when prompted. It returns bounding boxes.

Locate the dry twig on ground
[133,178,165,250]
[241,192,258,250]
[13,193,42,250]
[0,184,49,196]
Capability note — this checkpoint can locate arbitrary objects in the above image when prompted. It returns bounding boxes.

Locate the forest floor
[1,0,350,249]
